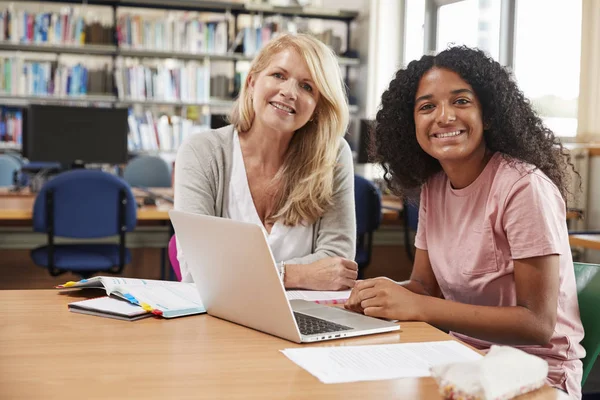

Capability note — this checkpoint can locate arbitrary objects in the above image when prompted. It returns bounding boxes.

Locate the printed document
[281,340,482,384]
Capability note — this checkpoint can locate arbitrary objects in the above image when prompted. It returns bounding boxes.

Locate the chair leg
[160,248,166,280]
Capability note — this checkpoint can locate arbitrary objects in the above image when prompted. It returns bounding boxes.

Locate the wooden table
[570,234,600,251]
[0,187,402,224]
[0,290,558,399]
[0,187,172,222]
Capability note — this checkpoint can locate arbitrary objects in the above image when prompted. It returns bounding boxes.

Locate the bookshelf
[0,0,362,155]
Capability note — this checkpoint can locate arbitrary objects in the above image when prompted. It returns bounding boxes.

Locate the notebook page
[285,290,351,303]
[281,340,483,384]
[99,277,184,293]
[119,283,205,315]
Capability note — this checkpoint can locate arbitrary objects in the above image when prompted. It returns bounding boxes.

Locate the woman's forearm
[417,295,555,345]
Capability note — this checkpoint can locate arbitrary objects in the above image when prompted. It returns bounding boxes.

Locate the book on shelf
[0,5,113,46]
[116,11,229,55]
[0,106,23,146]
[56,276,206,318]
[68,296,152,321]
[115,58,209,103]
[0,57,113,97]
[127,109,208,153]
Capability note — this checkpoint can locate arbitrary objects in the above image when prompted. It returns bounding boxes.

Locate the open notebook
[57,277,206,318]
[57,277,352,319]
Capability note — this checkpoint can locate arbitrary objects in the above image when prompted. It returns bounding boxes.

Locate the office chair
[168,234,182,281]
[573,262,600,388]
[3,150,24,165]
[0,154,21,187]
[403,199,419,262]
[124,155,172,188]
[31,169,137,278]
[354,175,382,278]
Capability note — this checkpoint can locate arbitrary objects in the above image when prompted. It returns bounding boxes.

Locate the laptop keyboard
[293,312,353,336]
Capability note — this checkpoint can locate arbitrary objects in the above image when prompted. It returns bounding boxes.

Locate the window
[404,0,426,65]
[436,0,501,60]
[514,0,582,138]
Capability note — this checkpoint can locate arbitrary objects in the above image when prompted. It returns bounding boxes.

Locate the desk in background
[0,290,557,400]
[0,187,173,222]
[0,188,174,280]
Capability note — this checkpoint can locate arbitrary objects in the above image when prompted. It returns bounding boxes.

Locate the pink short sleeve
[502,172,567,259]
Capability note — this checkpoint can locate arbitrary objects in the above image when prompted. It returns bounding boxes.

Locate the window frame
[423,0,515,67]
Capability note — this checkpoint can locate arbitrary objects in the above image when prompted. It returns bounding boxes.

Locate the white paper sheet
[281,340,483,384]
[285,290,351,303]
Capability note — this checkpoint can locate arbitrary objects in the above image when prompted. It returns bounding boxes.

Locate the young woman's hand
[345,277,422,321]
[285,257,358,290]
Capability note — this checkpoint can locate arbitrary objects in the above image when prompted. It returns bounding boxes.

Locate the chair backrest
[32,169,137,238]
[0,154,20,187]
[404,200,419,232]
[124,155,172,188]
[168,235,182,281]
[354,175,382,236]
[3,151,24,165]
[573,262,600,386]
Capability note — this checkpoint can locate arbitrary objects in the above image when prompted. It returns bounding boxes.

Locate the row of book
[0,7,113,45]
[115,60,209,102]
[0,106,22,145]
[115,12,344,57]
[117,14,228,54]
[0,57,112,96]
[0,56,238,101]
[127,109,207,152]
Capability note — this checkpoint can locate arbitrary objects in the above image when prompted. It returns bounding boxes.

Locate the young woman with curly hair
[345,46,584,398]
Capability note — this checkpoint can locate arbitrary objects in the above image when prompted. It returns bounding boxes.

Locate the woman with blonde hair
[174,33,357,290]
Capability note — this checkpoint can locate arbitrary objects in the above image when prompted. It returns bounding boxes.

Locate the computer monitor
[24,104,128,166]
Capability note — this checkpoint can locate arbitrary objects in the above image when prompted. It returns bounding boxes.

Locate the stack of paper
[286,290,351,304]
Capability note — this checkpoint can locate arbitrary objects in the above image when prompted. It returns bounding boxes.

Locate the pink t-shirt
[414,152,585,399]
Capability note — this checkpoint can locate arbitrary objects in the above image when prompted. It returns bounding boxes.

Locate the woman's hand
[345,277,422,321]
[285,257,358,290]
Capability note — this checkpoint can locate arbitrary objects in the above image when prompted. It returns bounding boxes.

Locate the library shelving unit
[0,0,362,154]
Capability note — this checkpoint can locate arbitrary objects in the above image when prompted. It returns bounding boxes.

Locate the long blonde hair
[229,33,350,226]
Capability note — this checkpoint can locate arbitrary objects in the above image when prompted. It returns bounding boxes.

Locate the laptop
[169,210,400,343]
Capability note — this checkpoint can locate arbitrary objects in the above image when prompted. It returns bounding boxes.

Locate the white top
[227,131,313,264]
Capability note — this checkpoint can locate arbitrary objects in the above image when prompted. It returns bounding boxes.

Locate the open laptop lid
[169,210,303,343]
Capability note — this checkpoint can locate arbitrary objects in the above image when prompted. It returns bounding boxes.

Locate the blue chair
[0,154,20,187]
[403,199,419,262]
[3,150,24,166]
[31,170,137,278]
[354,175,382,277]
[124,155,172,188]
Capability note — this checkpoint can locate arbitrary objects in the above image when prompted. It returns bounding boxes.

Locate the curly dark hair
[372,46,575,202]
